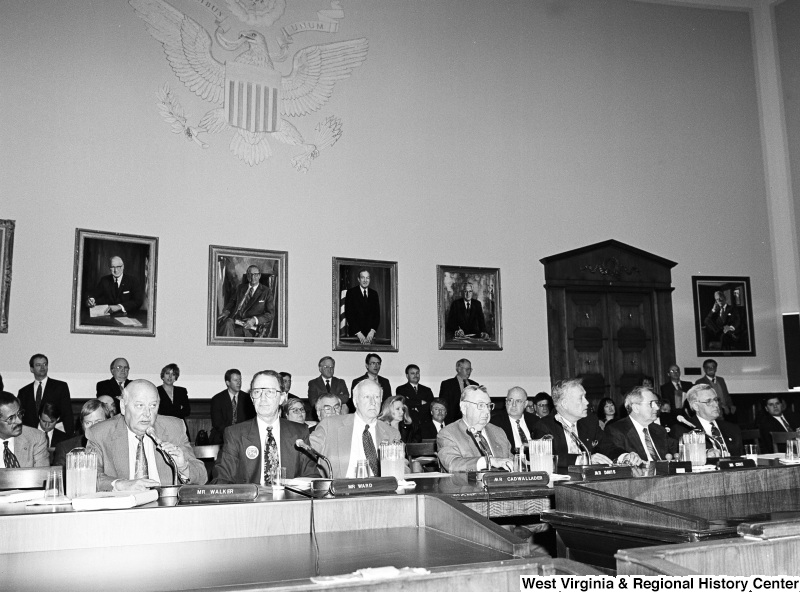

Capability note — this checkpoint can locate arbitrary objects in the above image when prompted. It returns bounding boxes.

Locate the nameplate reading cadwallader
[483,471,549,490]
[329,477,398,496]
[178,484,260,503]
[568,464,633,481]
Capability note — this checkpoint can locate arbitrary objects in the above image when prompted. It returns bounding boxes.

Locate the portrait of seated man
[85,256,144,317]
[217,265,275,338]
[446,282,489,340]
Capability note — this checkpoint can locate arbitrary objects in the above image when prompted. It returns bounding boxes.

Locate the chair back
[406,441,436,458]
[0,466,60,490]
[771,431,798,453]
[740,429,760,444]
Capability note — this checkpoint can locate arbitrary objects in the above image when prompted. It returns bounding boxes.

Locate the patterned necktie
[710,424,729,456]
[643,426,660,461]
[35,382,43,410]
[362,424,379,476]
[264,427,279,485]
[3,441,20,468]
[325,380,331,393]
[475,430,492,457]
[516,419,528,445]
[232,395,238,425]
[134,435,149,479]
[237,287,254,315]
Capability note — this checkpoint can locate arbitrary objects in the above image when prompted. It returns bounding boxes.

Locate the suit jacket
[46,428,69,448]
[220,282,274,331]
[19,378,74,436]
[209,389,256,445]
[436,421,512,472]
[96,378,130,398]
[310,414,402,479]
[307,376,351,414]
[672,416,743,457]
[419,420,445,441]
[7,426,50,468]
[211,418,319,484]
[351,374,392,406]
[446,298,486,337]
[490,412,538,452]
[396,382,434,422]
[157,385,190,419]
[757,411,800,452]
[86,414,207,491]
[88,274,144,314]
[345,286,380,337]
[704,305,743,349]
[598,417,678,461]
[54,434,87,470]
[660,380,694,410]
[694,376,734,414]
[531,413,612,468]
[438,376,478,424]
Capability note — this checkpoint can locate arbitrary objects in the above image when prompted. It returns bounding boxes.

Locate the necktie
[237,287,254,315]
[412,385,418,395]
[362,424,379,476]
[462,379,469,390]
[118,382,125,395]
[3,441,20,468]
[232,395,238,425]
[134,435,149,479]
[780,416,791,431]
[264,427,279,485]
[643,427,660,461]
[466,300,470,311]
[710,424,729,456]
[363,289,368,299]
[516,419,528,445]
[475,430,491,457]
[35,382,43,410]
[325,379,331,393]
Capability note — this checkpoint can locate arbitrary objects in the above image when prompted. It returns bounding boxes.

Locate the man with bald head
[217,265,274,337]
[672,383,742,457]
[490,386,538,453]
[86,256,144,316]
[311,380,403,478]
[437,385,513,472]
[87,379,207,491]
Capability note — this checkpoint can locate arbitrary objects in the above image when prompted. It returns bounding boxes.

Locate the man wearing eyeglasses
[311,380,404,478]
[312,394,342,431]
[490,387,538,454]
[307,357,350,418]
[95,357,131,415]
[532,378,615,468]
[599,387,677,463]
[217,265,274,338]
[673,384,743,457]
[437,385,513,472]
[212,370,318,484]
[85,256,144,317]
[0,392,49,468]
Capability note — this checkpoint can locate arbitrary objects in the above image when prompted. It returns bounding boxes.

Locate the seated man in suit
[37,402,68,448]
[217,265,274,338]
[418,398,448,440]
[757,396,800,453]
[438,358,478,424]
[672,384,743,457]
[87,380,207,491]
[599,386,676,463]
[704,291,743,351]
[531,378,617,468]
[490,386,538,454]
[209,369,255,446]
[311,380,403,478]
[351,353,392,410]
[54,399,110,469]
[0,392,49,468]
[396,364,434,424]
[314,395,342,423]
[212,370,318,485]
[96,357,131,415]
[307,356,350,418]
[18,353,74,436]
[85,256,144,316]
[446,283,489,340]
[437,385,512,472]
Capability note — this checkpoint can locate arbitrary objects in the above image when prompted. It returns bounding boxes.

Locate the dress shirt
[554,414,582,454]
[116,276,127,313]
[125,428,160,483]
[630,417,659,461]
[1,438,15,466]
[696,416,729,455]
[256,416,281,486]
[433,420,444,433]
[346,413,378,478]
[38,425,54,446]
[509,415,532,450]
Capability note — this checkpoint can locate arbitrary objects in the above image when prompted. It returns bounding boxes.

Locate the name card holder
[718,458,756,471]
[178,484,260,504]
[329,477,399,496]
[483,471,549,490]
[568,464,633,481]
[654,460,693,475]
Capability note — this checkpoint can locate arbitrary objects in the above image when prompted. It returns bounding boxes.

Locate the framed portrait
[71,229,158,337]
[437,265,502,350]
[208,245,287,347]
[332,257,398,352]
[0,219,15,334]
[692,276,755,357]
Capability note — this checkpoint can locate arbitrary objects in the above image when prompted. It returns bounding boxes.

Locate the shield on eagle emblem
[225,62,282,133]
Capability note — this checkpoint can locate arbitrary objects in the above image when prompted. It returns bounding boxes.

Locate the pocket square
[122,291,130,294]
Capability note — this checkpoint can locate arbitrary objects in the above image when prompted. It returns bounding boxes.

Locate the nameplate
[568,464,632,480]
[483,471,549,490]
[654,460,693,475]
[178,484,259,504]
[718,458,756,470]
[329,477,398,496]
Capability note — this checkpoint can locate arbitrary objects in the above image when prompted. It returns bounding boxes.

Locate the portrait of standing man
[345,269,380,344]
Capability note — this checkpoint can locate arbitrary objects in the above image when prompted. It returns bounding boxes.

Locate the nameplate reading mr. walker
[178,484,260,504]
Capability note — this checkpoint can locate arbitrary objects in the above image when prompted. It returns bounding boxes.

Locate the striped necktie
[642,426,661,461]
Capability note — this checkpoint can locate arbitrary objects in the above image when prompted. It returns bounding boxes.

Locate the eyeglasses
[505,399,525,406]
[637,400,661,408]
[464,401,494,412]
[697,398,720,406]
[251,388,281,400]
[321,404,342,412]
[113,365,129,371]
[0,409,24,424]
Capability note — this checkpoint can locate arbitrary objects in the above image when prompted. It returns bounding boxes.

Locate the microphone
[145,427,180,486]
[468,427,492,470]
[145,427,165,450]
[295,439,334,480]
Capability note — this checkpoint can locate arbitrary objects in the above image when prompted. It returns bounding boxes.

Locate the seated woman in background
[157,363,190,419]
[378,395,418,443]
[284,398,307,424]
[596,397,619,430]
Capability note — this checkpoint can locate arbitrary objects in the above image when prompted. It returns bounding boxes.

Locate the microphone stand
[146,429,182,486]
